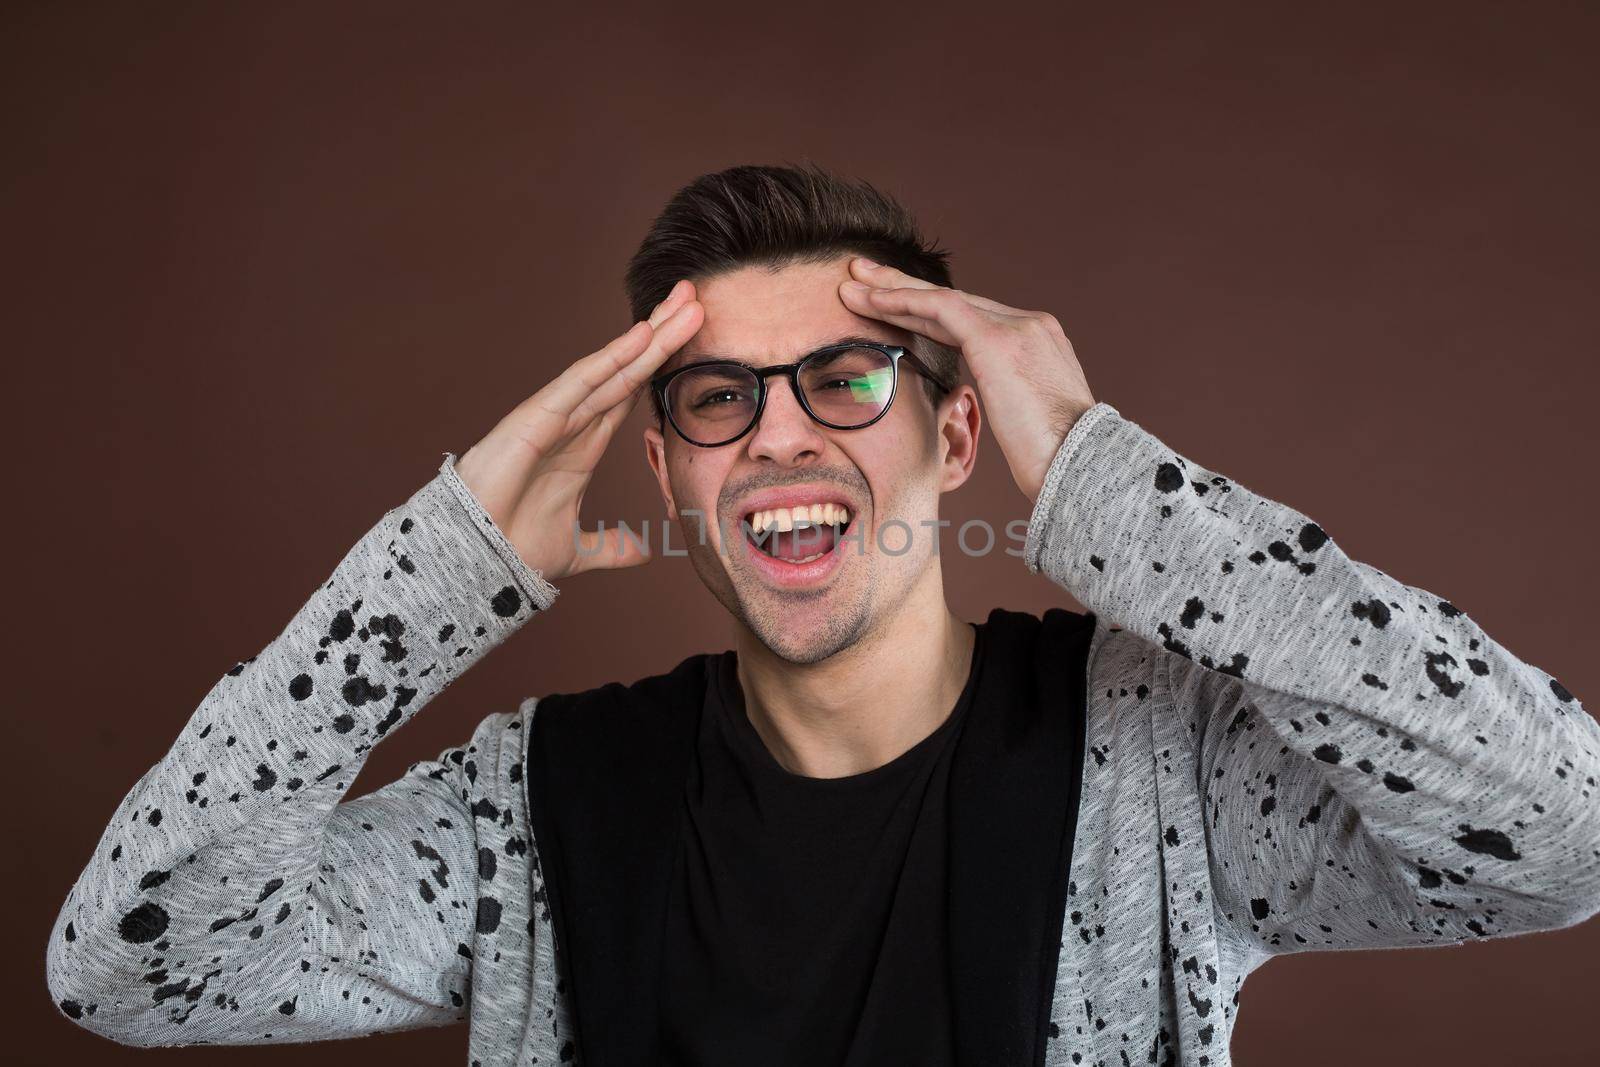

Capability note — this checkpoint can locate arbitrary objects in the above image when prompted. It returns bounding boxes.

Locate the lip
[738,520,850,589]
[728,482,861,592]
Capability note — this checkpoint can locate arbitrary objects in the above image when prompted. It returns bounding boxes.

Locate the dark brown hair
[625,162,961,423]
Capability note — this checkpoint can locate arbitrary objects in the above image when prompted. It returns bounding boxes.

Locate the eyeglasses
[652,342,944,448]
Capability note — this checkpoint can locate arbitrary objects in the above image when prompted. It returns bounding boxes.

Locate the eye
[689,386,752,410]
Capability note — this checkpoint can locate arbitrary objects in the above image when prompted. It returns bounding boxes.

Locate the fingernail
[843,279,870,292]
[856,257,880,268]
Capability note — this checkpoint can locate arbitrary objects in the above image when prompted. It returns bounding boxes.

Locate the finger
[649,279,695,328]
[534,281,696,423]
[848,256,941,290]
[849,257,1023,317]
[543,299,702,426]
[565,300,703,429]
[556,329,693,475]
[568,369,654,463]
[527,319,655,425]
[649,280,683,327]
[570,524,651,574]
[838,282,983,348]
[840,282,948,341]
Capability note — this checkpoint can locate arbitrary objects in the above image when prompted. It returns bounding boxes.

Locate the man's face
[643,254,978,664]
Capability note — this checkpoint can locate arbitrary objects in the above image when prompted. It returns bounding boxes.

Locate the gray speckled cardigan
[46,402,1600,1066]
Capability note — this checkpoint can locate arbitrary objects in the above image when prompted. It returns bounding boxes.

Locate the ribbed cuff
[1022,401,1123,573]
[435,451,560,613]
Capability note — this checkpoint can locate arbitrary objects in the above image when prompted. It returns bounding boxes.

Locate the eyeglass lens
[664,346,896,444]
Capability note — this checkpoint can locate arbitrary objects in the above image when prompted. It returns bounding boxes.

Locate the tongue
[767,525,840,561]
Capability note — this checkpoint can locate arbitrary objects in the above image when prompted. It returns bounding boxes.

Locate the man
[47,164,1600,1066]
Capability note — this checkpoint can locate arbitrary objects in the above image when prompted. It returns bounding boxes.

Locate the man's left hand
[839,256,1096,503]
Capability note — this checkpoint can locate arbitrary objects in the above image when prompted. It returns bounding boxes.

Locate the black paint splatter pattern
[48,411,1600,1067]
[1025,403,1600,1066]
[46,453,574,1062]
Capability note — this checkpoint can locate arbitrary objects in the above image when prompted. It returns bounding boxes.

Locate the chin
[739,543,883,659]
[685,530,880,664]
[731,571,877,665]
[745,604,872,665]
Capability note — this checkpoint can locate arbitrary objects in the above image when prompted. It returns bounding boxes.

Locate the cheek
[667,451,730,518]
[850,434,941,514]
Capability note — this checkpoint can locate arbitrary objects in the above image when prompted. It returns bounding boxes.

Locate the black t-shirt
[658,623,987,1066]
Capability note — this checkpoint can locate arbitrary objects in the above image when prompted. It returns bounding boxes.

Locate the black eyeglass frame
[651,342,945,448]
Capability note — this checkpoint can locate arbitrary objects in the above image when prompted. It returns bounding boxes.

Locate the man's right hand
[454,280,703,581]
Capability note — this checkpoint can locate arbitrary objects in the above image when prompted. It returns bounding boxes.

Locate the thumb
[569,524,652,575]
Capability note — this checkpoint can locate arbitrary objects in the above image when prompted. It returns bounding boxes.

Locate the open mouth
[741,503,853,565]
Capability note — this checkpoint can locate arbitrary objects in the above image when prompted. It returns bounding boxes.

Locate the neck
[733,567,975,778]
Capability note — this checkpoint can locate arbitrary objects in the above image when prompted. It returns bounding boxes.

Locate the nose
[745,375,826,466]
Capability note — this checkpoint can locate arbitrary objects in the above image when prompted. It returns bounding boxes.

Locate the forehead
[663,255,914,371]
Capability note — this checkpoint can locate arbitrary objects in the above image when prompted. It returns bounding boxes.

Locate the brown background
[6,2,1597,1063]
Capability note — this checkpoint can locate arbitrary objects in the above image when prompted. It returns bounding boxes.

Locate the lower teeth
[749,520,848,564]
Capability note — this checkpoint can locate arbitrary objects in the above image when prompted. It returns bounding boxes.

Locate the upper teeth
[747,503,851,535]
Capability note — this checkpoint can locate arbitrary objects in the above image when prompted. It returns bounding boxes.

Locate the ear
[643,424,679,520]
[936,384,981,493]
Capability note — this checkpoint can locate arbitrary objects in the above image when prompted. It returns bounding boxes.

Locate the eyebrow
[671,334,898,368]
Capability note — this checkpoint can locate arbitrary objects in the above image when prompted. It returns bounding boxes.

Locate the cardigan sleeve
[1024,402,1600,962]
[45,454,557,1046]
